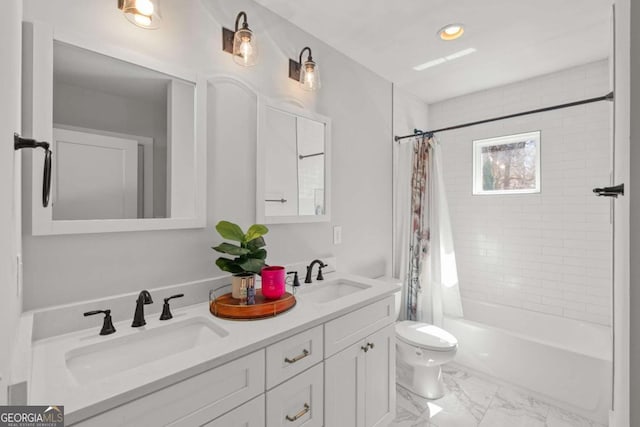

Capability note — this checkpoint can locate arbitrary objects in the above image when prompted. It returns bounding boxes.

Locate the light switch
[333,226,342,245]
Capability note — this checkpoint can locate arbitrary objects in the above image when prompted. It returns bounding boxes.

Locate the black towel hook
[14,133,52,207]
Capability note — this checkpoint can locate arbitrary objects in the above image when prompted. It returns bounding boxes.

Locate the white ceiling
[253,0,611,104]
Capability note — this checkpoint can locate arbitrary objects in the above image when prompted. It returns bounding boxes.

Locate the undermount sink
[65,317,228,384]
[296,279,371,303]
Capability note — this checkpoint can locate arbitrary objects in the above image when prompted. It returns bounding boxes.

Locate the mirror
[52,41,177,220]
[23,22,206,234]
[257,100,331,224]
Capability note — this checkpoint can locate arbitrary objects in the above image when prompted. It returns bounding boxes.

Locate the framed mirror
[23,22,206,235]
[257,99,331,224]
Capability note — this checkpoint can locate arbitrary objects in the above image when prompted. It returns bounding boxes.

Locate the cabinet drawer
[73,350,265,427]
[324,295,394,357]
[202,394,265,427]
[266,325,323,389]
[266,363,324,427]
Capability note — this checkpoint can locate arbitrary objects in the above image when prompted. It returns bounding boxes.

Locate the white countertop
[27,273,399,424]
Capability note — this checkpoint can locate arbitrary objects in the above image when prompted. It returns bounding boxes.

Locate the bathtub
[442,299,612,424]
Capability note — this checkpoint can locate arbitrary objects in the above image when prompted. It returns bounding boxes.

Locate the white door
[611,2,631,425]
[325,340,366,427]
[52,128,138,220]
[364,325,395,427]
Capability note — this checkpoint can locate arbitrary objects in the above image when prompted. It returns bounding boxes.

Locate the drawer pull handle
[368,342,375,350]
[284,349,309,364]
[286,403,310,422]
[361,345,369,353]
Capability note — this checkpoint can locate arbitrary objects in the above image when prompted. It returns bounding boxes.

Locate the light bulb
[135,0,154,16]
[239,37,253,65]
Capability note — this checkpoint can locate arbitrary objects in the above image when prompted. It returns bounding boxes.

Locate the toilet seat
[396,320,457,352]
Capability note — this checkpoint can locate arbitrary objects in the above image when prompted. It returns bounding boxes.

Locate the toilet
[392,283,458,399]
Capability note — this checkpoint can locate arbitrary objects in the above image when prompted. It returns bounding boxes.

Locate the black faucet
[132,290,153,327]
[305,259,327,283]
[84,309,116,335]
[159,294,184,320]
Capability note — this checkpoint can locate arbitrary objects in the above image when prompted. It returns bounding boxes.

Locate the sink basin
[297,279,371,303]
[65,317,227,384]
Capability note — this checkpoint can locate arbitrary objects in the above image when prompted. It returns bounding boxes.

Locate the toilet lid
[396,321,458,351]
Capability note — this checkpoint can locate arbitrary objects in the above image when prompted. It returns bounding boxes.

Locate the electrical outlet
[333,226,342,245]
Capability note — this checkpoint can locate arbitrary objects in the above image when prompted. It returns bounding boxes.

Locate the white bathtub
[443,299,612,424]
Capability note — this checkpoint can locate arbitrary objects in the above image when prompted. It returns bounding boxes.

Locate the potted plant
[212,220,269,298]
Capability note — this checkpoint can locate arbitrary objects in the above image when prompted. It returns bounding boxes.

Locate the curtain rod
[394,91,614,142]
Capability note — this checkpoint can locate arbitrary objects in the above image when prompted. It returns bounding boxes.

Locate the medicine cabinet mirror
[23,22,206,235]
[257,100,331,224]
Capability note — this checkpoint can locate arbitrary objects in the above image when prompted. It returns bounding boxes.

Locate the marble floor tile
[545,405,607,427]
[389,405,435,427]
[397,384,432,417]
[392,364,606,427]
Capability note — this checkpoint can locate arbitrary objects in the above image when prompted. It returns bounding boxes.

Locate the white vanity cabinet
[266,363,324,427]
[73,350,265,427]
[68,294,395,427]
[323,296,396,427]
[202,395,265,427]
[325,325,395,427]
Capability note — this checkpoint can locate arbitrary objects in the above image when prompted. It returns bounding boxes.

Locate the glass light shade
[120,0,161,29]
[232,28,258,66]
[300,60,320,91]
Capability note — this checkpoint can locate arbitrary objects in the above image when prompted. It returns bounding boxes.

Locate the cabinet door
[203,394,264,427]
[324,340,366,427]
[364,324,395,427]
[266,363,324,427]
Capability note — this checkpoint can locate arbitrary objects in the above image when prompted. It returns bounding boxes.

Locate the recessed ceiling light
[438,24,464,41]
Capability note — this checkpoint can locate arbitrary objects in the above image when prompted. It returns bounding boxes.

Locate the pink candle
[261,266,286,300]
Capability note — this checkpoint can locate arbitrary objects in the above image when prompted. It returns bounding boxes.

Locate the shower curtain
[393,135,463,325]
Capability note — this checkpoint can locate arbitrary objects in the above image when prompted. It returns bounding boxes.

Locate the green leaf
[212,243,250,256]
[247,248,267,260]
[215,221,245,242]
[238,258,266,274]
[215,257,244,274]
[246,236,266,251]
[245,224,269,242]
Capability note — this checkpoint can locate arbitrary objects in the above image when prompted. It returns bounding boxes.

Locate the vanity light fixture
[288,47,321,91]
[438,23,464,41]
[222,11,259,66]
[117,0,161,29]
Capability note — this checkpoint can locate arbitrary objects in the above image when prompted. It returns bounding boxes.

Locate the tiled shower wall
[429,60,612,326]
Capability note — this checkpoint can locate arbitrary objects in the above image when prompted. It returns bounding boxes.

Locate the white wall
[0,0,22,404]
[20,0,415,309]
[430,61,612,326]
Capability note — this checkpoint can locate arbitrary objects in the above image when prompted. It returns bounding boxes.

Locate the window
[472,131,540,195]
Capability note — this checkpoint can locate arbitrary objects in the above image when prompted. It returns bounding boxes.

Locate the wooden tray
[210,290,296,320]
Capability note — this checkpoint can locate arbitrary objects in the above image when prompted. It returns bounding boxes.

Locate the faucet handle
[159,294,184,320]
[317,265,325,281]
[84,309,116,336]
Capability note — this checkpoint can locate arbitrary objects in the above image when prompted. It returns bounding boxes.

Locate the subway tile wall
[429,60,612,326]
